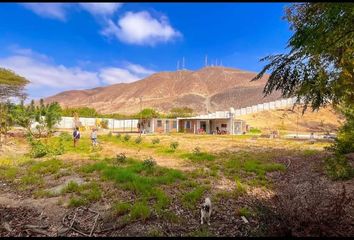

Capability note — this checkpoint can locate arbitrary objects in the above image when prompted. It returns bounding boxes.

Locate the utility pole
[177,60,179,71]
[182,57,185,70]
[205,55,208,67]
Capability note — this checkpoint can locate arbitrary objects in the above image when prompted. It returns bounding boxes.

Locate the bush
[143,157,156,168]
[249,128,262,134]
[115,153,127,163]
[151,138,160,144]
[193,146,201,155]
[135,136,142,144]
[107,131,112,137]
[28,137,49,158]
[170,141,179,151]
[116,133,121,140]
[325,154,354,180]
[123,134,131,142]
[100,119,109,129]
[59,132,72,141]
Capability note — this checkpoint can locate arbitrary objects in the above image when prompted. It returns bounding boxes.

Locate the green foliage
[0,68,29,100]
[123,134,131,142]
[151,137,160,144]
[254,3,354,111]
[28,137,49,158]
[115,153,127,164]
[130,201,151,221]
[134,108,160,119]
[59,132,72,141]
[143,157,156,168]
[100,119,109,129]
[116,133,121,140]
[182,186,208,209]
[325,154,354,180]
[238,207,252,218]
[112,202,131,216]
[167,107,194,118]
[170,141,179,151]
[253,3,354,161]
[62,107,99,118]
[135,136,142,144]
[107,131,112,137]
[27,136,65,158]
[249,128,262,134]
[181,152,216,162]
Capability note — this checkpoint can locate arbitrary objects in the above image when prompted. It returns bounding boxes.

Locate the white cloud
[99,67,140,84]
[102,11,181,46]
[79,3,123,16]
[0,48,155,98]
[22,3,69,21]
[126,63,155,75]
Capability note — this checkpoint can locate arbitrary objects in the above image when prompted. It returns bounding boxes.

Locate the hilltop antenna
[177,60,180,71]
[205,55,208,67]
[182,57,185,70]
[216,59,218,66]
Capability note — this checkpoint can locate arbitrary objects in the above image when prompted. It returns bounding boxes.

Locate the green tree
[253,3,354,178]
[168,107,194,118]
[135,108,161,119]
[0,68,30,147]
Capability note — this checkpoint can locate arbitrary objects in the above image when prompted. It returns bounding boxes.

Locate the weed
[151,138,160,144]
[135,136,142,144]
[238,207,252,218]
[123,134,131,142]
[112,202,131,216]
[115,153,127,164]
[170,141,179,151]
[143,157,156,168]
[325,154,354,180]
[130,201,151,221]
[182,185,209,209]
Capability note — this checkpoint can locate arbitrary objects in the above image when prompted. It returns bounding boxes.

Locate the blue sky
[0,3,292,99]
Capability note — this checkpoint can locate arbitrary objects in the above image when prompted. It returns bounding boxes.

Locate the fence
[56,117,139,132]
[233,97,298,116]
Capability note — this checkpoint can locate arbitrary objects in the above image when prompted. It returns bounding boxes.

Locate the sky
[0,3,293,99]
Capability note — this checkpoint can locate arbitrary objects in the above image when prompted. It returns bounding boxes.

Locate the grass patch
[0,166,18,181]
[181,152,216,162]
[112,202,132,216]
[66,182,102,207]
[237,207,253,218]
[325,154,354,180]
[130,201,151,221]
[182,185,209,209]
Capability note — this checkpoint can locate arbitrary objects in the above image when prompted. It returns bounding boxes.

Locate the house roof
[177,111,232,120]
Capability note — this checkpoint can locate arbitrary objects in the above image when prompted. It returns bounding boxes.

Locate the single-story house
[177,111,247,135]
[138,118,178,134]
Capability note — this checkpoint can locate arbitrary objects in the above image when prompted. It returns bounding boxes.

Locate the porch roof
[177,111,232,120]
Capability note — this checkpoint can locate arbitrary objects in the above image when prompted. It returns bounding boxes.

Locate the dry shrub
[273,179,352,237]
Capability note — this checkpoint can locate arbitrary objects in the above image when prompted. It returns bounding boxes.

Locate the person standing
[73,127,80,147]
[91,128,98,147]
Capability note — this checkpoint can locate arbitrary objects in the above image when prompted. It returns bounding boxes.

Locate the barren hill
[45,66,282,114]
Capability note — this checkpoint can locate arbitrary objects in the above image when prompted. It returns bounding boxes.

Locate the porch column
[176,119,179,132]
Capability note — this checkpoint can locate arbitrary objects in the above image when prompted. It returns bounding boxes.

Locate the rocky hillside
[45,66,282,114]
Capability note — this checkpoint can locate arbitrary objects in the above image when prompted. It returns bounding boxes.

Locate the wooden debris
[241,216,249,224]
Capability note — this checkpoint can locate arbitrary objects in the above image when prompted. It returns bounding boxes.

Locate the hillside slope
[45,66,282,114]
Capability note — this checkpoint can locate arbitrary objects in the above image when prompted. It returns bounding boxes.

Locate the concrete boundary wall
[233,97,298,116]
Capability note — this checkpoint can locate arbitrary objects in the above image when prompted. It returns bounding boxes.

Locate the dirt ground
[0,133,353,237]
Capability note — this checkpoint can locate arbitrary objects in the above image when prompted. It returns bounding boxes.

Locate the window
[157,120,162,127]
[221,123,227,128]
[185,121,191,129]
[173,120,177,129]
